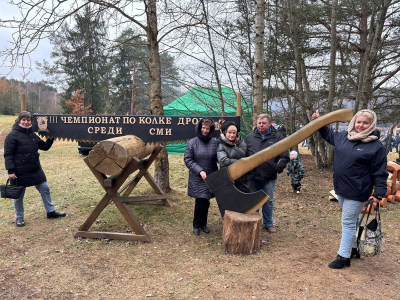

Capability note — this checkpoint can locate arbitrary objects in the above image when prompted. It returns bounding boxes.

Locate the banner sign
[32,114,241,143]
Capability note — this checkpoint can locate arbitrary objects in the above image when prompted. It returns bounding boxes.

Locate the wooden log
[393,184,400,195]
[362,204,374,214]
[88,135,158,175]
[387,162,400,194]
[395,190,400,202]
[380,198,387,208]
[387,195,395,203]
[222,210,262,255]
[385,183,391,198]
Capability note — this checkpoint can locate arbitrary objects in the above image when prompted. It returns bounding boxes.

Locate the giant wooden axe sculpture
[206,109,354,217]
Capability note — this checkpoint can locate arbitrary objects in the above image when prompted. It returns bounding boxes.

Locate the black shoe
[202,226,210,234]
[47,211,66,219]
[351,248,360,259]
[16,217,25,227]
[328,255,351,269]
[193,227,200,235]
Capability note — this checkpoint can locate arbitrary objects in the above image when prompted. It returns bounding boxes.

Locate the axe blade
[206,167,269,217]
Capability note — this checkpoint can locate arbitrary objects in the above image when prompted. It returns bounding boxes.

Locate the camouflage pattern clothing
[286,157,305,191]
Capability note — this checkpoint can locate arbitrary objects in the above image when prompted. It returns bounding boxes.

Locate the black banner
[32,114,241,143]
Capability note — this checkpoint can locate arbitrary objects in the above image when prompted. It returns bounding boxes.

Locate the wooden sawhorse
[74,145,172,242]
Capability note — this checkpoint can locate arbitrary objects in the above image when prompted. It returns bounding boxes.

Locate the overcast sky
[0,1,53,82]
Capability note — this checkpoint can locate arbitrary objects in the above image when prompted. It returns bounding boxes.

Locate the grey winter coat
[217,134,247,168]
[184,120,218,199]
[217,134,250,192]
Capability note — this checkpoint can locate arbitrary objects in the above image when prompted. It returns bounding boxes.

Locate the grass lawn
[0,115,399,299]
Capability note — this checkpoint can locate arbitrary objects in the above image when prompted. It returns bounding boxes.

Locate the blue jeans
[14,182,55,218]
[337,195,366,258]
[252,179,276,227]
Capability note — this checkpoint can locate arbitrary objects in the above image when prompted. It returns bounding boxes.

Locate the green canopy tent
[164,87,252,154]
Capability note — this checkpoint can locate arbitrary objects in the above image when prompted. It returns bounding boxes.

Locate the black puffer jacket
[4,123,53,187]
[245,126,289,180]
[184,120,218,199]
[318,126,388,201]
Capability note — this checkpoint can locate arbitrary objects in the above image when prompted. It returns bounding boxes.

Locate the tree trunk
[325,0,338,168]
[88,135,158,175]
[253,0,265,121]
[146,0,170,192]
[222,210,262,255]
[200,0,224,115]
[355,1,391,111]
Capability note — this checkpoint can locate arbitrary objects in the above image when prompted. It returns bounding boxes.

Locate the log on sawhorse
[74,145,172,242]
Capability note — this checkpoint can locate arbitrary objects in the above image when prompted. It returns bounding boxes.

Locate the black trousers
[193,198,210,228]
[292,182,302,191]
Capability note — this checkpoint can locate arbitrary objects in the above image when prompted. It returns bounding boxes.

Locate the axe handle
[228,109,354,181]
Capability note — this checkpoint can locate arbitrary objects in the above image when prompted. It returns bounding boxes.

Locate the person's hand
[8,174,16,180]
[200,171,207,180]
[311,110,320,120]
[369,195,382,204]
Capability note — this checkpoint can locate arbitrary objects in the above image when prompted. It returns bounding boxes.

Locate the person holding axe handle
[312,109,388,269]
[184,118,218,235]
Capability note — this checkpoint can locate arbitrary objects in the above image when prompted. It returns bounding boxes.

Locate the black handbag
[356,199,384,257]
[1,179,25,199]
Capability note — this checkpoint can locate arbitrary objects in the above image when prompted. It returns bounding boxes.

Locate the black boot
[328,255,351,269]
[47,211,66,219]
[193,227,200,235]
[351,248,360,259]
[202,225,210,234]
[16,217,25,227]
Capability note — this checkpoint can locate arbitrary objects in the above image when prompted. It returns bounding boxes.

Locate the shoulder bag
[356,199,384,257]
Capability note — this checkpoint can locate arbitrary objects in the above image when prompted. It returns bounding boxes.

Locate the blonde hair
[201,118,214,127]
[257,113,271,123]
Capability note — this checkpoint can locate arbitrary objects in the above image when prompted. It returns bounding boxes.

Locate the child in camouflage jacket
[286,150,305,193]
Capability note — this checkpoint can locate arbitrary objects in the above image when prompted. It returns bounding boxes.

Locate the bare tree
[253,0,265,119]
[1,0,203,192]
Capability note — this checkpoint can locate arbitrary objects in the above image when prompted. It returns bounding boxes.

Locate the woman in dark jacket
[217,121,249,192]
[312,109,388,269]
[184,118,218,235]
[4,111,66,227]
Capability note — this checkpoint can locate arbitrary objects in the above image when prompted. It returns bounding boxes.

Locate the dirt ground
[0,126,399,299]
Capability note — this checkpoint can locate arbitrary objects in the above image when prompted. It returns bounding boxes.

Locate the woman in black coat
[217,121,249,192]
[312,109,387,269]
[4,111,66,227]
[184,118,218,235]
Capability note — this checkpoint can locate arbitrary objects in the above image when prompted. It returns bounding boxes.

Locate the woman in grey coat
[184,118,218,235]
[217,121,249,192]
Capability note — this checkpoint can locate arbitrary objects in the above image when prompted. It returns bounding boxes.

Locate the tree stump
[222,210,262,255]
[387,195,395,203]
[88,135,158,175]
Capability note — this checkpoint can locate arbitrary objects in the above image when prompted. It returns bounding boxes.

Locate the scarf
[347,109,378,143]
[220,133,238,145]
